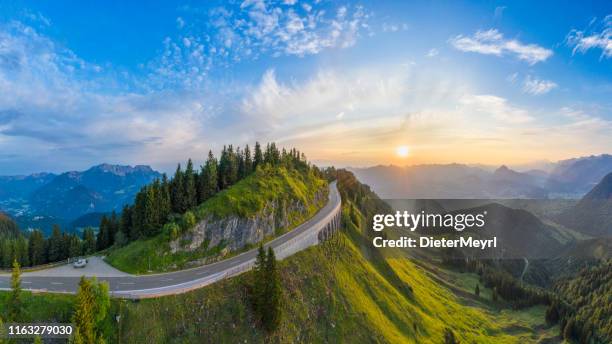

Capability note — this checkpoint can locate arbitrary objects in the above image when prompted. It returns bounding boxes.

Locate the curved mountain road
[0,182,341,299]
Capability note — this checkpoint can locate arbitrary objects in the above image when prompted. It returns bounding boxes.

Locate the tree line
[0,224,97,269]
[546,260,611,343]
[95,142,311,251]
[1,142,311,269]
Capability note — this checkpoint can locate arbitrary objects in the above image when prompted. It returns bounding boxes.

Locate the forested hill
[0,213,19,237]
[105,143,329,273]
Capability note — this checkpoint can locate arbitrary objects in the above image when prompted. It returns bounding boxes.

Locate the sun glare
[395,145,410,158]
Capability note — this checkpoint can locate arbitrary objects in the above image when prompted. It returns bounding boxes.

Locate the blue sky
[0,0,611,175]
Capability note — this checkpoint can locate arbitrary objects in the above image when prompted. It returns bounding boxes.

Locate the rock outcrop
[170,188,327,253]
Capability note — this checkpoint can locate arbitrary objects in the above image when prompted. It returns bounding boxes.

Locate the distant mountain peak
[583,172,612,201]
[494,165,511,173]
[87,163,155,176]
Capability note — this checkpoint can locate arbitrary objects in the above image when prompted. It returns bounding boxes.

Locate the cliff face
[170,188,327,253]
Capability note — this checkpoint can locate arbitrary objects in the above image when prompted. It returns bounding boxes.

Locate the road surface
[0,182,341,299]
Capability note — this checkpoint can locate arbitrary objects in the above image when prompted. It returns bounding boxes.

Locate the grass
[110,204,548,343]
[0,291,74,323]
[0,193,556,343]
[106,166,328,274]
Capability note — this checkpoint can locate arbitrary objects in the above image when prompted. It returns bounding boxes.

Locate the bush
[181,211,197,232]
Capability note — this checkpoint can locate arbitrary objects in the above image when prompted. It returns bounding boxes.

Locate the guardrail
[113,182,342,299]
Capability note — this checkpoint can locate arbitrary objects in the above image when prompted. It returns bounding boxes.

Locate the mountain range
[556,172,612,237]
[350,154,612,199]
[0,164,161,232]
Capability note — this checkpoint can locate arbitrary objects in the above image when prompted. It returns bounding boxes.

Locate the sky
[0,0,611,175]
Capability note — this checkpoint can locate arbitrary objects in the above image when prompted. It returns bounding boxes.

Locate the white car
[73,258,87,268]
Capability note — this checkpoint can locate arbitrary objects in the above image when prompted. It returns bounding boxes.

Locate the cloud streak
[522,76,557,95]
[450,29,553,64]
[566,15,612,59]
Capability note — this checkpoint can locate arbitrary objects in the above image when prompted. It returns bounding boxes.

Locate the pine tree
[160,174,171,223]
[83,228,97,255]
[198,151,218,202]
[263,247,282,332]
[8,259,22,321]
[184,159,197,209]
[171,164,185,213]
[108,211,119,247]
[96,216,109,251]
[16,236,29,267]
[72,277,109,344]
[73,277,96,344]
[68,234,81,258]
[47,224,63,262]
[254,142,263,169]
[244,144,253,175]
[119,205,133,240]
[28,229,46,266]
[252,245,267,317]
[237,147,246,179]
[143,184,158,236]
[475,284,480,297]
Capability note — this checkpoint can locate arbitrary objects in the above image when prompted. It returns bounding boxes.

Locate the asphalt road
[0,182,341,298]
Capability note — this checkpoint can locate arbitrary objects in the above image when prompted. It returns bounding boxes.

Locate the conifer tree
[96,216,110,251]
[73,277,96,343]
[47,224,63,262]
[160,174,171,222]
[28,229,46,266]
[254,142,263,169]
[8,259,22,321]
[143,184,158,236]
[263,247,282,331]
[199,151,218,202]
[171,164,185,213]
[82,228,95,254]
[475,284,480,297]
[184,159,197,209]
[244,144,253,175]
[120,205,133,240]
[16,236,29,267]
[252,245,267,317]
[108,211,119,246]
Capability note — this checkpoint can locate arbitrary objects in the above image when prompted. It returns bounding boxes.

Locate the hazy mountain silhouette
[557,172,612,237]
[1,164,161,221]
[350,164,546,199]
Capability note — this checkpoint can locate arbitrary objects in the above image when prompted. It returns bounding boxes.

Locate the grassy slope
[0,207,553,343]
[106,166,327,274]
[0,173,558,343]
[112,203,551,343]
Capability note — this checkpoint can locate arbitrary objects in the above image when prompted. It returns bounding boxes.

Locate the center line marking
[51,282,63,285]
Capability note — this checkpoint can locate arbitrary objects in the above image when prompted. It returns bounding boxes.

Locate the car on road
[73,258,87,268]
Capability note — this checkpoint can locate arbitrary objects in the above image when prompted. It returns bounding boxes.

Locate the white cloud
[150,1,370,89]
[426,48,439,57]
[566,15,612,59]
[522,76,557,95]
[450,29,553,64]
[459,94,533,123]
[176,17,185,29]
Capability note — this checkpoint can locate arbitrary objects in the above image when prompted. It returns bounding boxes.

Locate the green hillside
[0,169,560,343]
[106,165,328,273]
[111,170,554,343]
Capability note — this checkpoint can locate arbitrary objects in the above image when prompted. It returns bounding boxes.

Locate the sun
[395,145,410,158]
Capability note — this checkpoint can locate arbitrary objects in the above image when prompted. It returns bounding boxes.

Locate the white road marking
[51,282,63,285]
